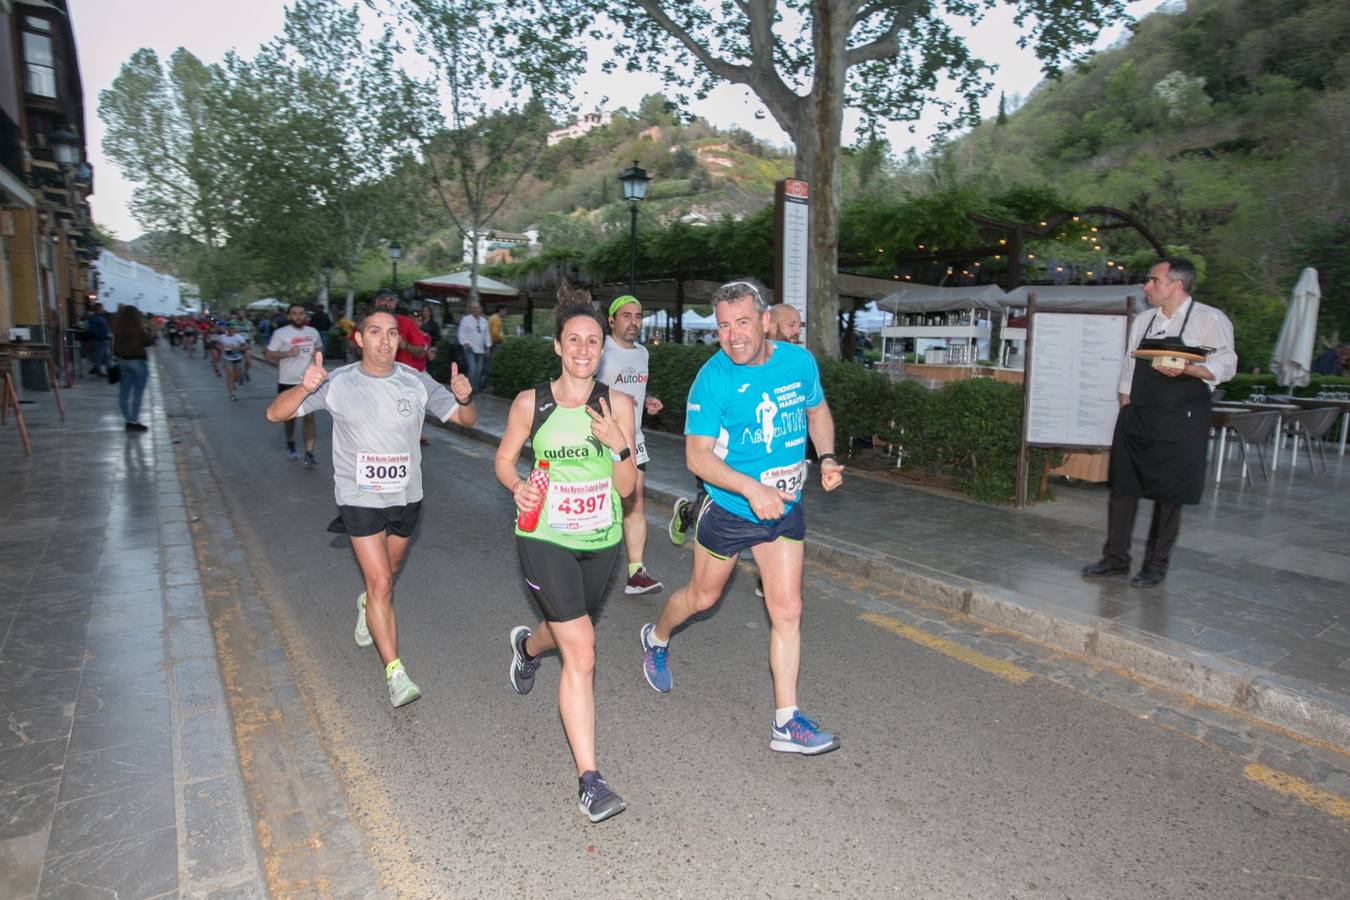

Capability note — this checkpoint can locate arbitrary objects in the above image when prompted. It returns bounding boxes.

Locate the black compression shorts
[515,536,621,623]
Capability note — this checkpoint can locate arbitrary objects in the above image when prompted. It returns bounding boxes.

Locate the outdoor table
[0,343,66,457]
[1215,401,1299,472]
[1284,396,1350,457]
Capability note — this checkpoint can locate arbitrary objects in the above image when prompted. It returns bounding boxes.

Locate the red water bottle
[516,460,550,532]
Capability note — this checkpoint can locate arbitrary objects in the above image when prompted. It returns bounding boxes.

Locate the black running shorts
[331,502,422,538]
[695,499,805,560]
[515,536,621,623]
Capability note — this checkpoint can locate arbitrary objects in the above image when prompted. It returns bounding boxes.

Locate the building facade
[1,0,96,384]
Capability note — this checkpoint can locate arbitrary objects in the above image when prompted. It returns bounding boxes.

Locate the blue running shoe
[770,711,839,755]
[640,623,670,693]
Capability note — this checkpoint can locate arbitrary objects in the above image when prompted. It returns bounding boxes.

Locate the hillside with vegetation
[925,0,1350,365]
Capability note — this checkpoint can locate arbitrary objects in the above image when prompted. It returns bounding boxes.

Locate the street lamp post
[388,241,402,294]
[618,160,650,296]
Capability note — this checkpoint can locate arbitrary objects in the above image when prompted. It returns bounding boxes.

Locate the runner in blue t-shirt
[639,281,846,755]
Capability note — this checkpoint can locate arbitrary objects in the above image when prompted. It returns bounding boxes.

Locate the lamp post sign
[774,178,809,336]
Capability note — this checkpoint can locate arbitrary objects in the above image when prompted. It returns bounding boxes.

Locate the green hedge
[1219,373,1350,401]
[490,339,1055,504]
[484,336,561,396]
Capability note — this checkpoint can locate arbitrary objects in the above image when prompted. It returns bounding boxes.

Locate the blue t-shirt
[685,341,824,523]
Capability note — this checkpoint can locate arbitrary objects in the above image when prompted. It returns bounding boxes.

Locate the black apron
[1108,304,1212,505]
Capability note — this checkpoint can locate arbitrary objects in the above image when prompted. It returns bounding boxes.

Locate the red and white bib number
[357,451,411,493]
[547,478,612,532]
[760,461,806,499]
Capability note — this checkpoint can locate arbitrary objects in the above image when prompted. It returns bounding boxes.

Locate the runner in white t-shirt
[595,295,665,595]
[265,309,477,707]
[265,303,324,465]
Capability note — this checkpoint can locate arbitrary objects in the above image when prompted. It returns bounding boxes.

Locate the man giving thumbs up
[266,308,477,708]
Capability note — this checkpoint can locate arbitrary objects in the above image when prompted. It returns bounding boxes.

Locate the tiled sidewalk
[0,359,262,899]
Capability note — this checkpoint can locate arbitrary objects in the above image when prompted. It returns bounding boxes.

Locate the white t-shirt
[267,325,323,385]
[218,333,248,361]
[297,363,460,508]
[596,335,651,462]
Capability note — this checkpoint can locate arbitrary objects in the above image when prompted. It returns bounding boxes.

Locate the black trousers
[1102,491,1182,574]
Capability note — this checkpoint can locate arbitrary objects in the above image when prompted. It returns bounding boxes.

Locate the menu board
[1025,311,1128,447]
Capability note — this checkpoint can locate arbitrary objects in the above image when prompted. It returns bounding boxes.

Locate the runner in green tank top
[513,385,623,550]
[494,282,638,823]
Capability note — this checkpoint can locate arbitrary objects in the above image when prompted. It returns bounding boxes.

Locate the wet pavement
[0,358,263,899]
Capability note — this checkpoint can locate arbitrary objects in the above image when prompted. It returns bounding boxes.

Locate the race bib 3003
[357,451,411,493]
[547,478,612,532]
[760,461,806,499]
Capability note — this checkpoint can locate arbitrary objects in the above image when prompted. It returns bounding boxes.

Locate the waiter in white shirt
[1082,258,1237,587]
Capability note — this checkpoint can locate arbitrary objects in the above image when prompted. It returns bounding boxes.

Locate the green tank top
[515,380,622,551]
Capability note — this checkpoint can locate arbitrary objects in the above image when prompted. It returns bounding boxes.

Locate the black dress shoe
[1131,569,1166,588]
[1082,559,1129,578]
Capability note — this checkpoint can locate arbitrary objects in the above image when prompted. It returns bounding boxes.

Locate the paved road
[160,350,1348,899]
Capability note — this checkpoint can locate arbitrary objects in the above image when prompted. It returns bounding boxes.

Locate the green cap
[608,295,640,317]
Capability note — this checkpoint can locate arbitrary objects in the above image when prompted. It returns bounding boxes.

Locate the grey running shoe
[354,592,372,647]
[509,626,540,695]
[578,771,626,823]
[387,666,421,708]
[304,451,317,467]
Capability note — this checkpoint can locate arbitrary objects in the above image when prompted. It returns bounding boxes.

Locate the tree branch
[844,2,925,69]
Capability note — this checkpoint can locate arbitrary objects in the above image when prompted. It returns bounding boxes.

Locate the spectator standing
[86,303,111,376]
[488,304,506,359]
[309,304,333,336]
[419,306,441,347]
[457,300,489,390]
[111,305,155,432]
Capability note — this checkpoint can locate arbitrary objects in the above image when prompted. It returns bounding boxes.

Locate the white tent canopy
[246,298,286,311]
[1001,284,1144,312]
[1270,267,1321,388]
[877,283,1005,314]
[414,271,520,297]
[681,310,717,331]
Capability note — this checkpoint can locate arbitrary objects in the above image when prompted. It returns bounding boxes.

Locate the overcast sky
[69,0,1165,242]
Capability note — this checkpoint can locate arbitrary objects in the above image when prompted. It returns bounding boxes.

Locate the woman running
[495,283,638,823]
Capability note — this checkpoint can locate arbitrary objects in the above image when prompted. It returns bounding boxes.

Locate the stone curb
[442,411,1350,753]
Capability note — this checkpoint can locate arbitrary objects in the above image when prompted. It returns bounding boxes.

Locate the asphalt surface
[161,350,1348,899]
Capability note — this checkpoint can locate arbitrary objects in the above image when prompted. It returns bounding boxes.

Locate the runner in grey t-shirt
[595,295,665,596]
[266,310,477,708]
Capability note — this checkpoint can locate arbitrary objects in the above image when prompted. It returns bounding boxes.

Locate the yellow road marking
[860,611,1033,685]
[1244,763,1350,820]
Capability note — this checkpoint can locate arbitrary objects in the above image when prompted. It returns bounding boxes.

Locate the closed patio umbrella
[1270,267,1321,388]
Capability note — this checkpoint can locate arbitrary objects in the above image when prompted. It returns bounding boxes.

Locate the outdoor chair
[1226,411,1280,486]
[1282,407,1341,473]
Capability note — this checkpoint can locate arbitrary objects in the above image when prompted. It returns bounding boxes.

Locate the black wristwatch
[456,390,474,405]
[611,446,633,462]
[818,453,838,465]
